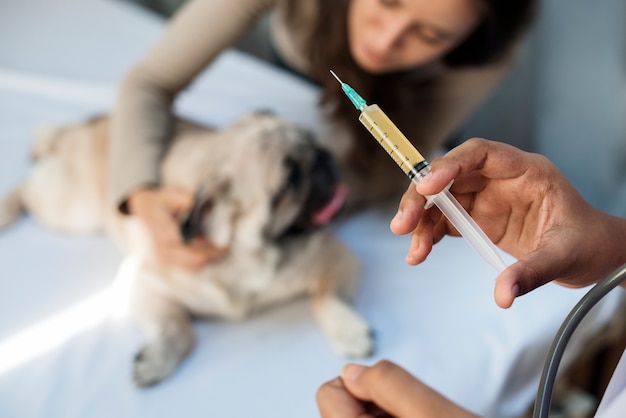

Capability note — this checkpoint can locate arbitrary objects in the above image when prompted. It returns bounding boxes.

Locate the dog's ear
[179,181,235,248]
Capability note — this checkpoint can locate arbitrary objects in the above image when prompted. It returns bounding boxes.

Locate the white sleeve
[594,349,626,417]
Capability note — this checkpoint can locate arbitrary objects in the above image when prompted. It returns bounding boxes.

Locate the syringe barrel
[358,104,429,180]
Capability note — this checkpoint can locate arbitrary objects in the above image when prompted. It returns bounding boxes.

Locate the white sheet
[0,1,623,417]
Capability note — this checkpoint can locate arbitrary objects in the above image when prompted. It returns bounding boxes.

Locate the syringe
[331,70,507,273]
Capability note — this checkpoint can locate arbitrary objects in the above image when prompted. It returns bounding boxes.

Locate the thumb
[340,361,464,418]
[494,246,570,309]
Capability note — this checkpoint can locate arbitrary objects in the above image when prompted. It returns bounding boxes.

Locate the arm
[108,0,274,268]
[109,0,275,209]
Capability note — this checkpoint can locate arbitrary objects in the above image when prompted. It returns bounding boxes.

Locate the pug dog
[0,112,373,386]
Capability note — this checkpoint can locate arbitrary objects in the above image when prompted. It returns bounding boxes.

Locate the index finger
[162,239,227,270]
[415,138,533,197]
[341,361,476,418]
[161,188,195,213]
[341,361,429,417]
[316,378,372,418]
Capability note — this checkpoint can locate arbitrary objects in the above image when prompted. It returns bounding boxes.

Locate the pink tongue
[312,184,347,225]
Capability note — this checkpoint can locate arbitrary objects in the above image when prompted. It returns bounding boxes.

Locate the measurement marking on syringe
[363,116,414,171]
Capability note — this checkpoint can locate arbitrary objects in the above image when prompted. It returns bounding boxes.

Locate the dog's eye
[284,157,302,190]
[272,157,304,210]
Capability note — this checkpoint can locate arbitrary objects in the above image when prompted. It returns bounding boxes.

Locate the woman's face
[347,0,483,73]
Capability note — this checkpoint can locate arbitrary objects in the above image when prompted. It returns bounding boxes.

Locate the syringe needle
[330,70,367,110]
[329,70,343,84]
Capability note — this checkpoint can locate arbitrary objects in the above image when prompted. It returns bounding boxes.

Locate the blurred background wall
[460,0,626,218]
[533,0,626,218]
[119,0,626,217]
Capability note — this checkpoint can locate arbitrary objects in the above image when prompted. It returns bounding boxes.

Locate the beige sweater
[110,0,515,211]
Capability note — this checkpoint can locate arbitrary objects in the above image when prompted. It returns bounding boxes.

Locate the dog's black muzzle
[275,146,344,242]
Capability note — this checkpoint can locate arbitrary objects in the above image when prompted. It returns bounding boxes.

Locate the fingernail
[512,282,520,298]
[415,173,433,194]
[418,170,433,184]
[341,364,367,381]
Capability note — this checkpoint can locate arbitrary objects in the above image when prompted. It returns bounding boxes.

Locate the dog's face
[180,112,346,249]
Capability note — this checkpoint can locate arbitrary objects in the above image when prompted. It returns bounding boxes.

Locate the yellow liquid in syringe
[358,104,429,180]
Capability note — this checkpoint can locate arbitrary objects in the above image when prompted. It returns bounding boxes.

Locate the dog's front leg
[309,240,374,358]
[311,293,374,358]
[132,312,194,387]
[129,269,195,387]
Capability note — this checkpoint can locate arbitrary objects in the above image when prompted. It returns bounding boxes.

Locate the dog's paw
[328,314,375,358]
[316,298,375,358]
[133,344,183,387]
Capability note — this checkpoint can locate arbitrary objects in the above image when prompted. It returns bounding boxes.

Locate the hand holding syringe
[331,70,507,272]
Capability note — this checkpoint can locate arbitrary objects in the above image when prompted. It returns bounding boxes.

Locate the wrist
[589,210,626,280]
[606,213,626,268]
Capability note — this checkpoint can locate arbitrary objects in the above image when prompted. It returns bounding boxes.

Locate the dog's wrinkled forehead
[226,112,318,174]
[239,112,313,145]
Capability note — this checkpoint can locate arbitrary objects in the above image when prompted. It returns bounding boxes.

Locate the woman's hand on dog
[316,360,477,418]
[128,187,226,269]
[390,138,626,309]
